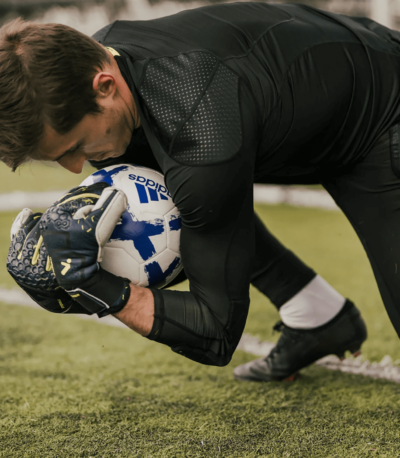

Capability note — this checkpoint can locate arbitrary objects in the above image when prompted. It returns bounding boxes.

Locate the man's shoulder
[91,22,116,43]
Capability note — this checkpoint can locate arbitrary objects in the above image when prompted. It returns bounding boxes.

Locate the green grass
[1,201,400,456]
[1,159,399,456]
[1,303,400,457]
[0,161,96,194]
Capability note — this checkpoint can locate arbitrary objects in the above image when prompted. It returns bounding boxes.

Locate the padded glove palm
[7,208,88,314]
[40,182,131,317]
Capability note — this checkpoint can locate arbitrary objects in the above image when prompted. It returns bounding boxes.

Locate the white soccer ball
[80,164,182,288]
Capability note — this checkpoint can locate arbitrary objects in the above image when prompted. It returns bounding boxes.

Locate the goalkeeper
[3,2,400,382]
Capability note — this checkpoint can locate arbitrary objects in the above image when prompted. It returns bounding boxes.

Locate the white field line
[253,185,339,210]
[0,190,65,212]
[2,287,400,383]
[0,185,339,212]
[237,334,400,384]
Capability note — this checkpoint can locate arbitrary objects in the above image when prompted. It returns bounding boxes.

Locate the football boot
[233,299,367,382]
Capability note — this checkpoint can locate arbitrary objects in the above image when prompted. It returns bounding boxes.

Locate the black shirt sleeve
[147,75,260,366]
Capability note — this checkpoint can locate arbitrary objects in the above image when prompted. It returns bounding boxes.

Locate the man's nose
[58,154,85,174]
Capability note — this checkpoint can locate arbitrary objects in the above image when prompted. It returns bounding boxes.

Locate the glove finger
[9,212,43,271]
[56,182,110,207]
[73,205,95,221]
[24,212,44,236]
[92,186,120,212]
[10,208,33,239]
[88,187,127,261]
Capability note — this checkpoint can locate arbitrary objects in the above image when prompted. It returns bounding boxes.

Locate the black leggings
[167,215,316,309]
[323,126,400,337]
[167,126,400,339]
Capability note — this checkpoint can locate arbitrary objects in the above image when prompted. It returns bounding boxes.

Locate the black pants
[168,126,400,338]
[322,127,400,336]
[168,215,316,309]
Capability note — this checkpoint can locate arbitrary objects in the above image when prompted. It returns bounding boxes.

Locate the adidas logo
[129,174,171,204]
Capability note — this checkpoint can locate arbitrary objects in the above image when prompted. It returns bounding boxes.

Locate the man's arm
[114,284,154,335]
[120,59,260,366]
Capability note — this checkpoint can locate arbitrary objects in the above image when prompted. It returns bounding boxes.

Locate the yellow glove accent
[31,235,43,265]
[57,299,65,309]
[57,193,100,207]
[61,259,72,276]
[17,237,29,260]
[45,256,53,272]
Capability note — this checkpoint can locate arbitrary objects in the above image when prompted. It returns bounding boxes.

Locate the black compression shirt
[91,2,400,365]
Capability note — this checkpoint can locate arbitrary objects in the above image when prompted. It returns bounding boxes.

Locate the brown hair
[0,18,110,170]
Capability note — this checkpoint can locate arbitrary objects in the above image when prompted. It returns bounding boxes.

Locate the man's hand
[40,183,131,317]
[7,208,89,314]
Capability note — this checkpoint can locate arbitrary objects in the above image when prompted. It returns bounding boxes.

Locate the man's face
[36,57,137,174]
[38,104,133,174]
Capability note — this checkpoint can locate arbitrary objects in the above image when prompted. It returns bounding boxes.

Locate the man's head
[0,19,138,173]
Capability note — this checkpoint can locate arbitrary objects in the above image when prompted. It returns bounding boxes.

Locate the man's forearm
[113,284,154,336]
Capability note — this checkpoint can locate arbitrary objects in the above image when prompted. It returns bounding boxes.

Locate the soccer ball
[80,164,182,289]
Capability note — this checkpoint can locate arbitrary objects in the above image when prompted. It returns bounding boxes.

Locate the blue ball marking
[111,211,165,261]
[90,165,181,285]
[169,216,181,232]
[91,165,129,185]
[144,257,181,285]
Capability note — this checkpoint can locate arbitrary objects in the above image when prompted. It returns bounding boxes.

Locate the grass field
[0,161,96,194]
[1,165,400,456]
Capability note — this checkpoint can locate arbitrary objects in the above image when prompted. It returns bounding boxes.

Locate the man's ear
[92,72,116,99]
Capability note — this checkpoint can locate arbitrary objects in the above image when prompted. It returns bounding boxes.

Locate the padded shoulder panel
[173,64,242,165]
[140,52,217,152]
[139,52,242,166]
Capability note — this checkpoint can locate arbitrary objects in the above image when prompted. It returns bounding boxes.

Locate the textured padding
[140,52,243,164]
[7,214,57,292]
[141,52,217,148]
[140,52,218,152]
[173,64,242,165]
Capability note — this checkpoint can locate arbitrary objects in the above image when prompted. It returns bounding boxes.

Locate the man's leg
[323,127,400,338]
[234,213,367,382]
[251,214,346,328]
[168,213,347,328]
[251,213,316,306]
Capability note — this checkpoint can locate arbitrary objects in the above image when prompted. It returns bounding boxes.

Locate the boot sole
[233,338,365,382]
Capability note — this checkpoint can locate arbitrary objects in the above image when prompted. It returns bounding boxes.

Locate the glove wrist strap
[65,269,131,317]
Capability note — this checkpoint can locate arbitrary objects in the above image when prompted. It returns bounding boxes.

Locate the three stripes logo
[129,174,171,204]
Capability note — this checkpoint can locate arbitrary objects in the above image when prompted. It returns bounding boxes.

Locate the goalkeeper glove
[7,208,89,314]
[40,182,131,317]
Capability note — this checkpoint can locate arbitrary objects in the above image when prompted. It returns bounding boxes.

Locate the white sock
[279,275,346,329]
